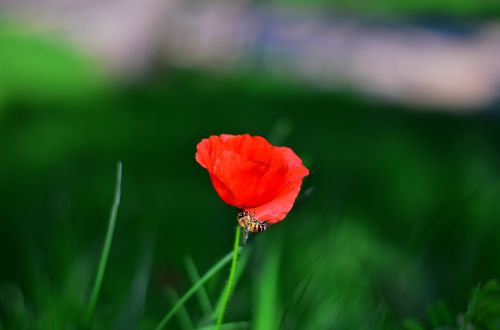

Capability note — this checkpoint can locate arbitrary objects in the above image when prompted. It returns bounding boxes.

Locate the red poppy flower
[195,134,309,224]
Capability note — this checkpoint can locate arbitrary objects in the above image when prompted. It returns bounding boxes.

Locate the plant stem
[85,161,122,329]
[216,226,241,330]
[154,249,241,330]
[211,248,250,321]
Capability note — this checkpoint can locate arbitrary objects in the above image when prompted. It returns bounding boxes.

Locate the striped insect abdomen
[249,220,268,233]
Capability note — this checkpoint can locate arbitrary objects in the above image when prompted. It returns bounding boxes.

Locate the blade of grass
[211,247,251,322]
[117,233,155,329]
[460,284,481,330]
[195,321,250,330]
[166,287,195,330]
[154,248,242,330]
[85,161,122,328]
[253,233,282,330]
[215,226,242,330]
[185,256,213,317]
[279,275,312,329]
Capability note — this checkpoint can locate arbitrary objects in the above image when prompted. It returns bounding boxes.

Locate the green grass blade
[211,247,251,321]
[117,234,155,329]
[195,321,250,330]
[253,233,282,330]
[460,284,481,330]
[166,287,195,330]
[185,256,213,317]
[279,275,312,328]
[154,248,241,330]
[85,161,122,328]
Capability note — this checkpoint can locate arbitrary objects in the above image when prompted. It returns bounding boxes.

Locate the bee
[237,211,268,243]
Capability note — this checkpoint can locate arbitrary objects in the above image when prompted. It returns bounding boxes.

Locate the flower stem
[216,226,241,330]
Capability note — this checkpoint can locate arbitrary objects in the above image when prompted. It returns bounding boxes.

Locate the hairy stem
[216,226,242,330]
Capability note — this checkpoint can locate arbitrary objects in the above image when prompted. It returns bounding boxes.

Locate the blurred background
[2,0,500,329]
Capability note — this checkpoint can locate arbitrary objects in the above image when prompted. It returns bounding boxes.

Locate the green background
[1,7,500,328]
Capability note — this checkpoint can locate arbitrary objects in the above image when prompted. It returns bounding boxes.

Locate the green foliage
[403,319,425,330]
[274,0,500,18]
[2,17,500,330]
[402,280,500,330]
[465,280,500,329]
[427,300,454,328]
[253,233,283,330]
[0,22,106,108]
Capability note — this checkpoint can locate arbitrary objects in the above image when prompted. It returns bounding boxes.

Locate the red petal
[245,156,309,223]
[195,136,222,171]
[212,149,287,207]
[196,134,309,221]
[245,179,303,224]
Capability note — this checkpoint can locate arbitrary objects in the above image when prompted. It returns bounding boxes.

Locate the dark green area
[274,0,500,20]
[1,21,500,330]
